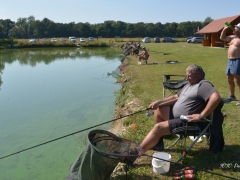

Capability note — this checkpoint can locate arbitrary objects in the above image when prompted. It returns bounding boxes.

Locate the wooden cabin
[196,14,240,47]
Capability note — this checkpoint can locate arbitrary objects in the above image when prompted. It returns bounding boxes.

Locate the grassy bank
[0,38,111,49]
[112,42,240,180]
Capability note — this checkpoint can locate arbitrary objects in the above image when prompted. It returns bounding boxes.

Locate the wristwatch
[199,114,203,119]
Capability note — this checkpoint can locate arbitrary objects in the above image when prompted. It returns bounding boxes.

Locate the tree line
[0,16,213,39]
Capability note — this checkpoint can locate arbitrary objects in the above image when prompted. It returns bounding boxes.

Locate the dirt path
[109,98,142,135]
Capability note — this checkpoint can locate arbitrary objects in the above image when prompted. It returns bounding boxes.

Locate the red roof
[196,14,240,34]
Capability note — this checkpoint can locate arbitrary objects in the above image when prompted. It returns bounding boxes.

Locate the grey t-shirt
[172,80,217,118]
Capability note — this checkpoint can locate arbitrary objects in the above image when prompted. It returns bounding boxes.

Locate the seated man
[136,47,149,65]
[130,43,139,55]
[139,64,221,152]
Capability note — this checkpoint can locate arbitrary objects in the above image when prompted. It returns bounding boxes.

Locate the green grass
[111,42,240,180]
[1,38,112,49]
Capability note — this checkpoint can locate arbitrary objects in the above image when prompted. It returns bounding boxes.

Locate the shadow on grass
[148,50,172,55]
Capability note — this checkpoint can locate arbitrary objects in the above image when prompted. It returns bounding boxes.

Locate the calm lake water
[0,48,123,180]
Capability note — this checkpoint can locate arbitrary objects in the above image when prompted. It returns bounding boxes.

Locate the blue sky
[1,0,240,24]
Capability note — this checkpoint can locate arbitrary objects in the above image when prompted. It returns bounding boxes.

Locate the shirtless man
[220,23,240,105]
[136,47,149,65]
[131,43,139,55]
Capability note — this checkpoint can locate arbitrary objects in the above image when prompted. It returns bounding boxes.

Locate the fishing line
[88,76,117,84]
[86,63,126,84]
[0,53,128,160]
[1,103,236,179]
[0,99,178,160]
[71,56,123,76]
[0,107,151,160]
[86,60,120,70]
[70,58,125,85]
[78,54,128,83]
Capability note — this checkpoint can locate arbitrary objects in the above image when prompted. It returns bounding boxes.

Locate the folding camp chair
[168,117,212,163]
[163,74,187,99]
[142,55,149,64]
[167,100,224,163]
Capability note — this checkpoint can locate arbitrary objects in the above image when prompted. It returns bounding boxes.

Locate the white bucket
[152,152,171,174]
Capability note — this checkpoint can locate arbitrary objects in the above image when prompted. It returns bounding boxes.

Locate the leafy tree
[192,21,203,34]
[153,22,164,37]
[27,16,36,38]
[134,22,147,37]
[146,23,155,36]
[0,19,15,38]
[0,24,3,34]
[102,21,115,37]
[203,17,213,27]
[15,18,29,38]
[125,24,134,37]
[95,23,105,37]
[163,23,177,37]
[112,21,127,37]
[75,23,91,37]
[0,16,213,39]
[177,22,192,37]
[41,18,58,37]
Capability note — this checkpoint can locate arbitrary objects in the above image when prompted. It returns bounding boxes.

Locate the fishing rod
[143,153,238,180]
[0,99,177,160]
[87,60,120,70]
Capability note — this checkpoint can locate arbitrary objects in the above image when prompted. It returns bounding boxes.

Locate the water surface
[0,48,122,180]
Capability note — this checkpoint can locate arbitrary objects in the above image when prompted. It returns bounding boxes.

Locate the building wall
[203,34,211,46]
[211,33,221,47]
[201,20,240,47]
[202,31,231,47]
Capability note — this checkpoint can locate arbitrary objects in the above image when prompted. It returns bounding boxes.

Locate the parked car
[185,36,193,42]
[60,37,66,42]
[80,38,86,42]
[69,36,76,41]
[171,38,177,42]
[162,37,176,42]
[69,37,76,42]
[191,37,203,43]
[142,37,150,43]
[51,38,57,42]
[88,37,94,41]
[187,38,193,43]
[42,38,47,42]
[69,51,77,56]
[153,37,160,43]
[29,38,38,43]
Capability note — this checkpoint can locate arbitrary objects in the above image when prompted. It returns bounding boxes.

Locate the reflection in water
[0,47,121,65]
[0,47,124,88]
[0,61,3,88]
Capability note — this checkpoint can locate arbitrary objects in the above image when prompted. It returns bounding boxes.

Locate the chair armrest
[180,115,211,123]
[200,118,211,123]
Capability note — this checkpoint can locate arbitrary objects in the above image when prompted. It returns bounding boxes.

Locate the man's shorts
[168,106,208,134]
[141,56,148,60]
[226,59,240,75]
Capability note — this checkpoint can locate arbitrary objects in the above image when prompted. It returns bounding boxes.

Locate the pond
[0,47,123,180]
